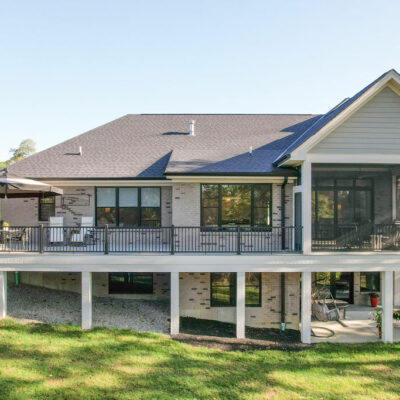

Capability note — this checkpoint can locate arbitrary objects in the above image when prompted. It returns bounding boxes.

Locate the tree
[0,139,36,169]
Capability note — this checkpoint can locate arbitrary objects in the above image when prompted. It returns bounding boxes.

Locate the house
[1,69,400,344]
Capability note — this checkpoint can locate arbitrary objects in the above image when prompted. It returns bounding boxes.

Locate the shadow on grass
[1,319,400,400]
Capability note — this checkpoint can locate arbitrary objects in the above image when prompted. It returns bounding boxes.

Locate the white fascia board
[0,253,399,272]
[41,180,173,187]
[307,153,400,164]
[166,176,297,183]
[283,71,400,164]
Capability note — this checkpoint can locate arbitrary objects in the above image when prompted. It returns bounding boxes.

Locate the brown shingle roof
[8,114,316,179]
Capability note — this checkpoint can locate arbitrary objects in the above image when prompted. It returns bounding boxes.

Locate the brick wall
[14,272,170,299]
[179,272,300,330]
[161,187,172,226]
[2,186,95,226]
[172,183,201,226]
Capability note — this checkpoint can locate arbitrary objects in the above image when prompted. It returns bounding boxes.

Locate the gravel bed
[7,285,170,333]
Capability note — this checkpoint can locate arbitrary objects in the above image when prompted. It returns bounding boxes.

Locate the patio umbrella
[0,169,63,198]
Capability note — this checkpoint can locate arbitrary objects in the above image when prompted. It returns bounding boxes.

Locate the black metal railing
[312,223,400,251]
[0,225,302,254]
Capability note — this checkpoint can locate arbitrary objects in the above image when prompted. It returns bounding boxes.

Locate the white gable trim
[284,70,400,163]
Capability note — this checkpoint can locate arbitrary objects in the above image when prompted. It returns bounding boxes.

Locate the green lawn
[0,320,400,400]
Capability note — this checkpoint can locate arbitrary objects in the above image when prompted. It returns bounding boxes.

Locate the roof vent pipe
[189,120,195,136]
[249,145,253,155]
[79,146,83,155]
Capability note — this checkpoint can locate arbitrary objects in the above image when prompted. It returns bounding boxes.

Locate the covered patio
[311,305,400,343]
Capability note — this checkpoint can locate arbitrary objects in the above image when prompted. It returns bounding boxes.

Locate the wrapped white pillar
[301,271,312,344]
[170,272,180,335]
[0,272,6,319]
[382,271,394,343]
[81,272,92,330]
[301,162,312,254]
[236,272,245,339]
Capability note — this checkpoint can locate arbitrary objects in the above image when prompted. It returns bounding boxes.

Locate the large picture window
[210,273,261,307]
[96,187,161,227]
[38,195,55,222]
[201,184,272,227]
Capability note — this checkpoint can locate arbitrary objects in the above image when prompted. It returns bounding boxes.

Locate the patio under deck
[311,305,400,343]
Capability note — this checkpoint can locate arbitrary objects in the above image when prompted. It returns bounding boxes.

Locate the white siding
[310,87,400,154]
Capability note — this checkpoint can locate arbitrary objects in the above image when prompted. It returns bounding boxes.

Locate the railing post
[39,224,44,253]
[104,224,109,255]
[237,225,241,255]
[170,225,175,255]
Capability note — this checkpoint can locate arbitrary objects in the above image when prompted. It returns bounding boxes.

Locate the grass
[0,320,400,399]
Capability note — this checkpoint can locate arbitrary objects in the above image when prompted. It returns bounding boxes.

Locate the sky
[1,0,400,161]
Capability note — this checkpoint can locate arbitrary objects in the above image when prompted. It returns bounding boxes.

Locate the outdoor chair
[49,217,64,244]
[312,285,341,322]
[70,217,94,245]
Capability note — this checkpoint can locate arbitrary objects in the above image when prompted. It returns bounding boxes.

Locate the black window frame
[312,177,374,240]
[38,194,56,222]
[201,183,272,228]
[95,187,161,227]
[210,272,262,307]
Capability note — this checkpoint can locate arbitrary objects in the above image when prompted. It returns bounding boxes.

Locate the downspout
[281,177,288,332]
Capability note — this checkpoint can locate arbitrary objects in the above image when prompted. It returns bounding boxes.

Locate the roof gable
[309,86,400,155]
[274,69,400,165]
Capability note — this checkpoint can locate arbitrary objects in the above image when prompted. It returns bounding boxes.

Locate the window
[360,272,380,292]
[201,184,272,227]
[109,273,153,294]
[246,272,262,307]
[39,195,55,221]
[210,273,235,307]
[210,273,262,307]
[96,188,117,226]
[96,187,161,226]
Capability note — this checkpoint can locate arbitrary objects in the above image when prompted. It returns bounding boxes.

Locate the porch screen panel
[96,188,117,226]
[354,191,373,224]
[337,190,353,227]
[313,190,334,240]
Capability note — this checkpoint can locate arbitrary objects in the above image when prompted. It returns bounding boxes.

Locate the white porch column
[0,272,7,319]
[170,272,179,335]
[394,272,400,307]
[236,272,246,339]
[382,271,394,343]
[301,161,312,254]
[301,271,312,344]
[81,272,92,330]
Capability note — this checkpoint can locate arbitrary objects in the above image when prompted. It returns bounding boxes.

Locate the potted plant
[370,292,380,308]
[370,308,382,338]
